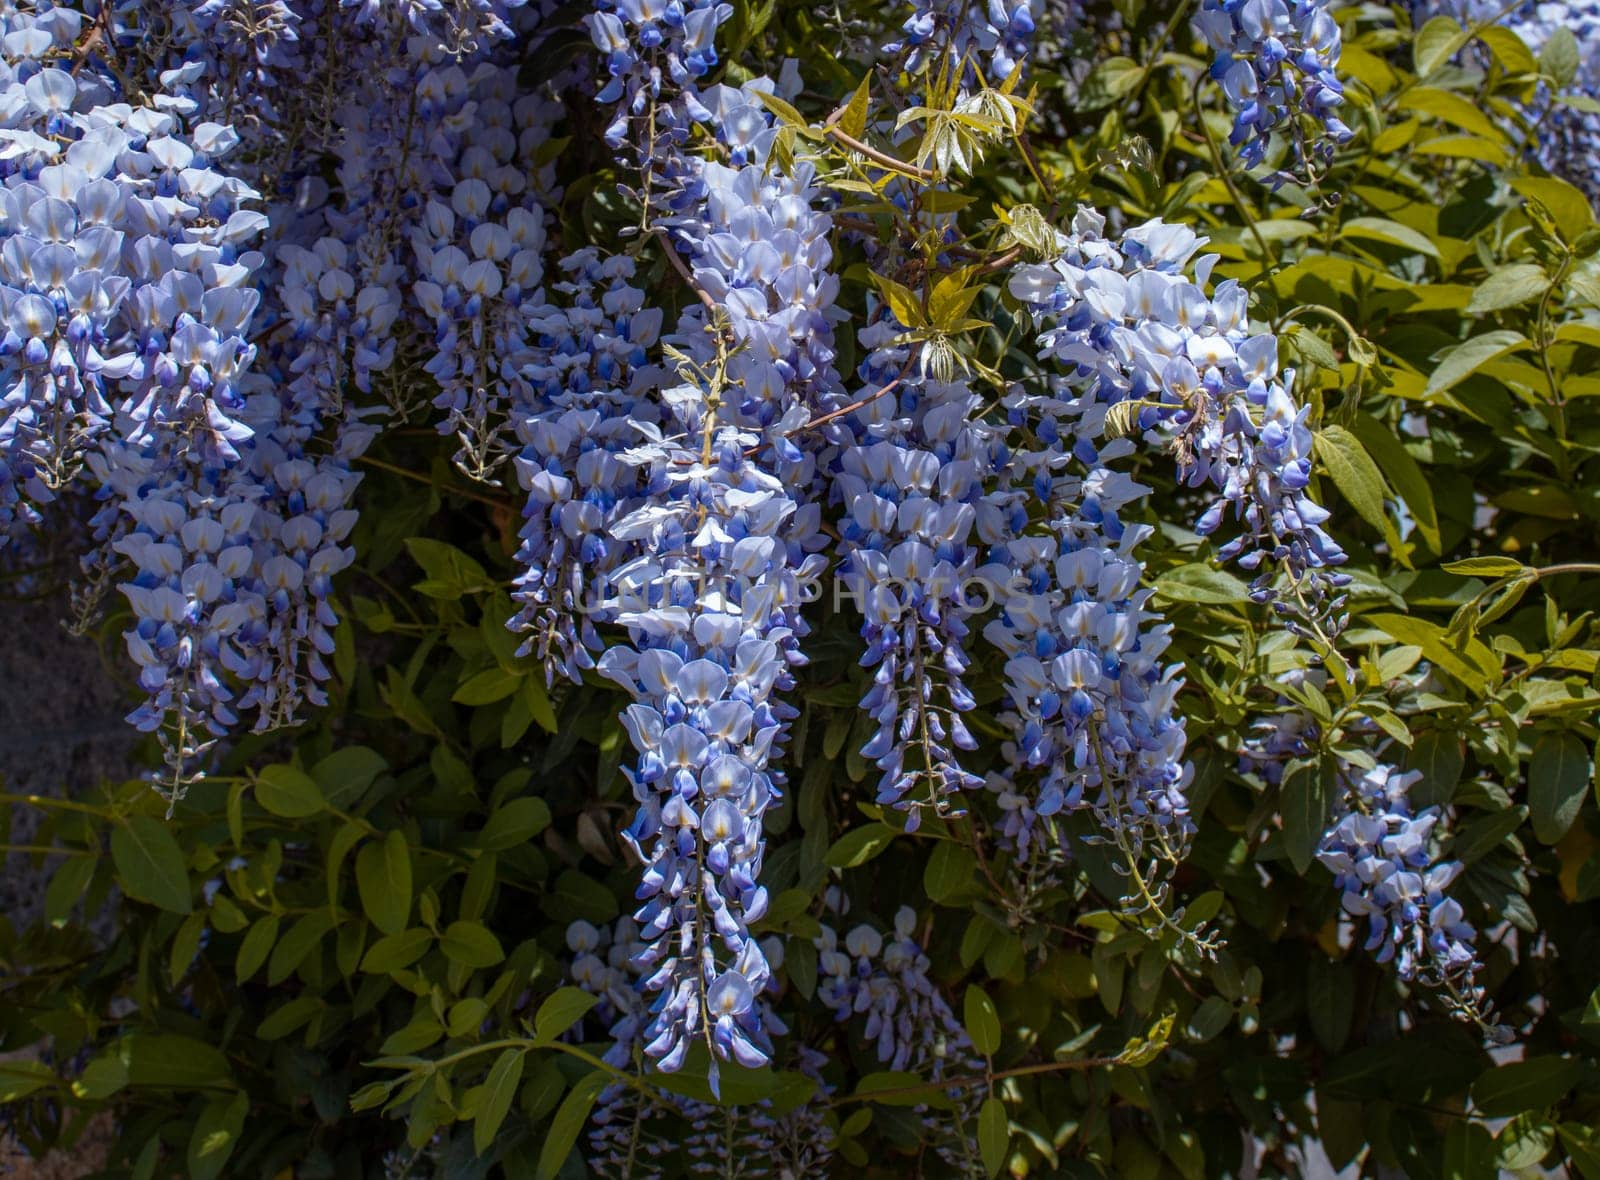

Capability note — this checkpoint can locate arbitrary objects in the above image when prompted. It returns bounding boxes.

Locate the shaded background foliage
[0,0,1598,1177]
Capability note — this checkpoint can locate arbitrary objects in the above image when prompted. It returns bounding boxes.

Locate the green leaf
[1077,56,1143,110]
[257,995,322,1041]
[1424,330,1529,398]
[44,855,95,926]
[854,1071,955,1108]
[1467,264,1548,314]
[1542,25,1579,86]
[474,1048,525,1156]
[1314,426,1399,550]
[477,796,552,850]
[1529,732,1591,844]
[254,763,324,818]
[1443,1120,1497,1180]
[312,746,387,809]
[964,985,1001,1056]
[1281,759,1333,876]
[267,910,334,986]
[1498,1113,1556,1170]
[1473,1055,1582,1117]
[360,927,433,974]
[1559,1125,1600,1180]
[536,1071,608,1180]
[1402,729,1465,809]
[824,822,897,868]
[1341,217,1441,259]
[439,920,504,968]
[534,986,600,1042]
[236,915,279,981]
[112,816,192,914]
[1351,413,1440,553]
[0,1058,56,1102]
[187,1091,248,1180]
[120,1032,233,1090]
[924,840,978,904]
[356,830,412,936]
[405,537,493,599]
[1415,15,1472,76]
[1153,563,1251,605]
[978,1095,1009,1178]
[1185,995,1234,1043]
[453,666,524,706]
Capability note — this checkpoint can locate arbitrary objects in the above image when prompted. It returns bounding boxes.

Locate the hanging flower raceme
[1194,0,1352,175]
[1434,0,1600,199]
[1009,208,1351,641]
[1316,760,1493,1017]
[829,311,992,829]
[816,905,984,1170]
[509,249,663,685]
[886,0,1044,86]
[564,918,834,1179]
[586,0,735,149]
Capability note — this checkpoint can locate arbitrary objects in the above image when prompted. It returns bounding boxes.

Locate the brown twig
[786,352,920,437]
[652,227,721,320]
[822,102,936,182]
[830,1054,1125,1106]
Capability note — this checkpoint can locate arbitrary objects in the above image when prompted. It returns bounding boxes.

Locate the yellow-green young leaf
[187,1092,247,1180]
[868,273,924,329]
[977,1096,1009,1178]
[1467,264,1548,315]
[356,830,412,936]
[1117,1013,1175,1067]
[752,89,815,135]
[1341,217,1441,259]
[1366,613,1499,692]
[1424,330,1528,397]
[1529,731,1591,844]
[1415,15,1472,76]
[534,986,600,1042]
[824,822,897,868]
[537,1071,608,1180]
[1314,426,1403,556]
[112,816,192,914]
[236,914,279,981]
[1513,176,1595,242]
[254,764,324,818]
[474,1048,525,1156]
[839,74,871,140]
[1394,87,1508,143]
[439,920,504,968]
[1477,25,1537,74]
[1442,556,1527,577]
[964,985,1001,1056]
[928,270,981,331]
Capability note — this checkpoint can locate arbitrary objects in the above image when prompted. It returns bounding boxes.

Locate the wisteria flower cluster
[7,0,1577,1172]
[1194,0,1353,173]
